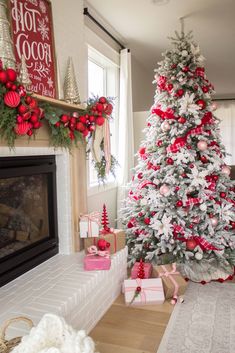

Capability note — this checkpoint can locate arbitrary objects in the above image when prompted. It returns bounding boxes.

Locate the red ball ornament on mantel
[0,70,7,83]
[6,68,17,82]
[4,91,21,108]
[186,239,197,250]
[14,122,30,136]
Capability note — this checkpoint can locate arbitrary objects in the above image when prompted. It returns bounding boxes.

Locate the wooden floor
[90,294,173,353]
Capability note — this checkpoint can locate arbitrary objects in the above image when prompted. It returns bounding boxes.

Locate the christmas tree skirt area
[157,281,235,353]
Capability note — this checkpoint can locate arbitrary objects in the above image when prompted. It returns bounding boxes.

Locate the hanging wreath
[0,60,117,182]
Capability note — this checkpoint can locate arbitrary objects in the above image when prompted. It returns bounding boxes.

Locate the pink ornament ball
[211,217,218,227]
[197,140,208,151]
[161,121,170,132]
[159,184,170,196]
[211,102,217,111]
[221,165,231,176]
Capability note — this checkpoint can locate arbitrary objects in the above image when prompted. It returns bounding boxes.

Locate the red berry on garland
[99,97,107,104]
[196,99,206,110]
[6,68,17,82]
[95,117,105,126]
[144,218,150,225]
[69,122,76,131]
[0,70,7,83]
[166,158,174,165]
[55,121,61,127]
[186,239,197,250]
[76,122,86,132]
[11,84,17,91]
[60,114,70,123]
[16,115,23,123]
[27,129,33,136]
[176,200,183,207]
[89,124,96,132]
[96,103,104,112]
[22,112,31,121]
[83,129,89,137]
[69,131,75,140]
[178,117,186,124]
[14,122,30,135]
[4,91,20,108]
[220,192,226,198]
[18,104,28,114]
[29,98,38,109]
[79,115,86,123]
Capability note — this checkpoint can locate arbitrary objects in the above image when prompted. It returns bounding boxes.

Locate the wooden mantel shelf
[33,94,86,111]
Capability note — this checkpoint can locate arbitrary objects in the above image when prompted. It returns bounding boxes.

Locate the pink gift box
[84,255,111,271]
[123,278,165,305]
[131,262,152,279]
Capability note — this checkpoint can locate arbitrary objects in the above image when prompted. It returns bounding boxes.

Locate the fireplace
[0,155,58,286]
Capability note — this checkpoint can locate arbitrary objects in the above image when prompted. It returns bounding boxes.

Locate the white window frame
[87,45,120,196]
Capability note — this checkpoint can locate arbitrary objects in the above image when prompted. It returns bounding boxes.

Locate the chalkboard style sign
[9,0,57,98]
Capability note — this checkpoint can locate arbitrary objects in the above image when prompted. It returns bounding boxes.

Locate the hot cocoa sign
[9,0,57,98]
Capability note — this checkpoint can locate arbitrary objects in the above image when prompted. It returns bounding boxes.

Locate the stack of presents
[80,205,187,306]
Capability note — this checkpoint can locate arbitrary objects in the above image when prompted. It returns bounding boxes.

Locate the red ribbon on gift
[87,245,110,258]
[80,212,100,237]
[158,263,179,302]
[124,278,163,305]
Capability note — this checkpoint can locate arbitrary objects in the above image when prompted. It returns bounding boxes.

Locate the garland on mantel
[0,61,117,183]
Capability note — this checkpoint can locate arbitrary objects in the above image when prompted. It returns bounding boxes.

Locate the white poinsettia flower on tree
[220,203,235,223]
[150,214,173,237]
[187,166,208,188]
[179,92,200,116]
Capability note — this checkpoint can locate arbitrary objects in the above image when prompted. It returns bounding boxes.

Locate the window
[87,46,119,188]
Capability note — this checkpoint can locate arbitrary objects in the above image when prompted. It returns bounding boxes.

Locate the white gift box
[79,212,100,238]
[123,278,165,305]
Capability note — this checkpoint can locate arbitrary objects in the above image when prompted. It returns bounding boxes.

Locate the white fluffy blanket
[12,314,96,353]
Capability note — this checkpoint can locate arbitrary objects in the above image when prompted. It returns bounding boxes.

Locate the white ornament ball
[197,140,208,151]
[211,217,218,227]
[200,203,207,211]
[195,252,203,260]
[221,165,231,176]
[161,121,170,132]
[195,119,202,125]
[159,184,170,196]
[211,102,217,111]
[181,50,188,57]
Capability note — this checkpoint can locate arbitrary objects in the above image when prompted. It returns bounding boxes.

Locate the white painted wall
[133,111,148,155]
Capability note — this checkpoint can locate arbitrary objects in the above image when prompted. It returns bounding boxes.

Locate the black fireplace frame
[0,155,59,287]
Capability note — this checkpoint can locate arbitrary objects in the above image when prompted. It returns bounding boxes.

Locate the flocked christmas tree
[121,29,235,282]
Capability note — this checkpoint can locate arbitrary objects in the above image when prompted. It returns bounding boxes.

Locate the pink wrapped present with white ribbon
[123,278,165,306]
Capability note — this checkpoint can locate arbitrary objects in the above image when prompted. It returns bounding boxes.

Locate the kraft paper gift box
[152,263,187,299]
[79,212,100,238]
[123,278,165,305]
[84,229,126,255]
[131,262,152,279]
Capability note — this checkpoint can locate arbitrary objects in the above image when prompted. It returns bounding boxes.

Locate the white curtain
[215,100,235,165]
[117,49,134,226]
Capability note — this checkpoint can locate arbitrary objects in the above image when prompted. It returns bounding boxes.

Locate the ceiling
[87,0,235,98]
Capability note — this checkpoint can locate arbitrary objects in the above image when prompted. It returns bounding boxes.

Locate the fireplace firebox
[0,155,58,286]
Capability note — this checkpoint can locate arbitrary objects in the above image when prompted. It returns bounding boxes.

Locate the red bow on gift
[87,245,110,258]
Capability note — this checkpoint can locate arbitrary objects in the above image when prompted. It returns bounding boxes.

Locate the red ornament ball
[137,172,143,179]
[99,96,107,104]
[200,155,208,163]
[202,86,209,93]
[144,218,151,225]
[186,239,197,250]
[139,147,146,155]
[14,122,30,135]
[178,117,186,124]
[127,221,134,228]
[166,158,174,165]
[95,117,105,126]
[6,68,17,82]
[76,122,86,132]
[176,200,183,207]
[27,129,33,136]
[0,70,7,83]
[220,192,226,198]
[177,89,184,97]
[18,104,28,114]
[4,91,20,108]
[156,140,163,147]
[60,114,70,123]
[196,99,206,110]
[97,238,108,251]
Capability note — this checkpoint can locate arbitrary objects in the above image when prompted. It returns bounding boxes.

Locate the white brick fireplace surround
[0,147,127,337]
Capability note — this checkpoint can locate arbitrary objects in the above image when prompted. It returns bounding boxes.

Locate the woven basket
[0,317,33,353]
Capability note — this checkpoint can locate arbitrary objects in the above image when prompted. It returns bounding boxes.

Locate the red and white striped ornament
[4,91,21,108]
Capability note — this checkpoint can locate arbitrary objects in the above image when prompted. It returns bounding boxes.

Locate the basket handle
[0,317,33,341]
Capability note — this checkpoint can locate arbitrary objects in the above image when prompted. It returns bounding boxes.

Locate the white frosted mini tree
[122,31,235,281]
